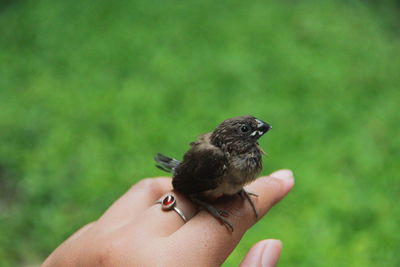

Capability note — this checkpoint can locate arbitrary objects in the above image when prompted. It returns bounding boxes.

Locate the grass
[1,0,399,266]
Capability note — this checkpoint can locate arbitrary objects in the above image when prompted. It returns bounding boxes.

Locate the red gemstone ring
[155,194,188,222]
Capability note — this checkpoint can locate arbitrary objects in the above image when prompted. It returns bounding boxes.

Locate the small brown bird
[155,115,271,231]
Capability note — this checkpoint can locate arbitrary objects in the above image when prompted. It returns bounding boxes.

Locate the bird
[154,115,272,231]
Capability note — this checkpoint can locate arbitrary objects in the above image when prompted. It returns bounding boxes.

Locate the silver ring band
[156,194,187,222]
[171,206,187,222]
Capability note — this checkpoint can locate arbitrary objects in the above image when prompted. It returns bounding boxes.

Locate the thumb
[240,239,282,267]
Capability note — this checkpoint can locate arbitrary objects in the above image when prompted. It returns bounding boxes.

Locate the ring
[155,194,187,222]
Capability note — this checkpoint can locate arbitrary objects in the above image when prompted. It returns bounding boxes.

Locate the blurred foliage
[1,0,400,266]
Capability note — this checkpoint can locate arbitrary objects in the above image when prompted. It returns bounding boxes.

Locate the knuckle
[130,178,159,193]
[135,178,155,188]
[129,177,172,195]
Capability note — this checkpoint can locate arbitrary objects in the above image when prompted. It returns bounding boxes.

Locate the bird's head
[210,115,272,153]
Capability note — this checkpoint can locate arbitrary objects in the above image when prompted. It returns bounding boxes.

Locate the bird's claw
[239,189,259,219]
[246,191,259,197]
[192,198,235,232]
[218,210,230,217]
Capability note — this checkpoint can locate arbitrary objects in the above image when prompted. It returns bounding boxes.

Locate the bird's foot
[245,191,258,197]
[192,198,234,232]
[218,209,229,218]
[239,189,259,219]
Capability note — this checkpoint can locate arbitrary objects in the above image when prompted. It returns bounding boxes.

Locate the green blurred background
[1,0,399,266]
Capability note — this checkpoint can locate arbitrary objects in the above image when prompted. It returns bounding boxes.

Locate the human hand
[43,169,294,267]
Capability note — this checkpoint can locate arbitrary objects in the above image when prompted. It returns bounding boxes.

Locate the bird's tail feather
[154,153,181,173]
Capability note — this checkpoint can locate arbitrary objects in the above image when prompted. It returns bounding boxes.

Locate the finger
[171,169,294,265]
[125,190,198,237]
[96,178,173,227]
[240,239,282,267]
[244,169,294,221]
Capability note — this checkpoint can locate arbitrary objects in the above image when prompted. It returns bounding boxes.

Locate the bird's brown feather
[172,134,227,195]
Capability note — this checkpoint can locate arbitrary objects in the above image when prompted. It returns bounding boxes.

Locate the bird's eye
[240,125,250,133]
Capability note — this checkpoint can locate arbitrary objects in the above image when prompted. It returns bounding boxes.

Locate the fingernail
[261,239,282,267]
[246,240,269,264]
[270,169,294,182]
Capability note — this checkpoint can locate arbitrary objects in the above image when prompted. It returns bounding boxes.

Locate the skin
[42,169,294,267]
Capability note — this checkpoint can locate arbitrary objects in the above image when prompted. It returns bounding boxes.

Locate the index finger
[170,169,294,266]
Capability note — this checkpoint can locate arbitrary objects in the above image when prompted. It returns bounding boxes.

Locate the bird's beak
[257,119,272,133]
[254,119,272,136]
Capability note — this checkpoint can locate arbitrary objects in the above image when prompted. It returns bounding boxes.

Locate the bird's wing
[172,143,227,195]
